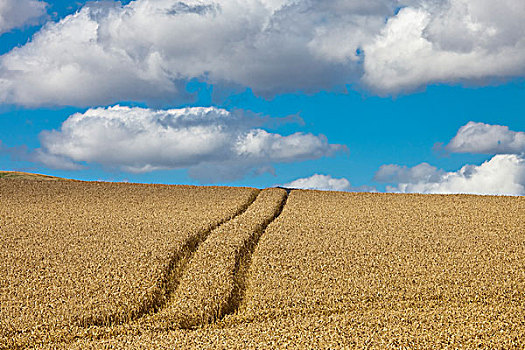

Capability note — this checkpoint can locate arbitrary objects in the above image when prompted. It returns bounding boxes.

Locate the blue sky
[1,0,525,194]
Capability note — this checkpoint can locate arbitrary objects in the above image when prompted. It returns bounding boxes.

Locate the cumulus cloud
[0,139,83,170]
[445,121,525,154]
[363,1,525,93]
[282,173,375,192]
[31,149,84,171]
[0,0,394,106]
[0,0,47,34]
[1,0,524,105]
[36,105,345,181]
[374,162,445,184]
[283,174,352,191]
[376,155,525,195]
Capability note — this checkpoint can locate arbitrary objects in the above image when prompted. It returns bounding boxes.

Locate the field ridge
[0,171,64,181]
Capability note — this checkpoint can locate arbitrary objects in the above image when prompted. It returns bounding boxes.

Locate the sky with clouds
[1,0,524,195]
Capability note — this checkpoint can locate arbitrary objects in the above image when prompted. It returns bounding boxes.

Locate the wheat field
[1,176,524,348]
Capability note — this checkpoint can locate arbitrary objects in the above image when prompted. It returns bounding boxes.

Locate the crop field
[1,177,524,348]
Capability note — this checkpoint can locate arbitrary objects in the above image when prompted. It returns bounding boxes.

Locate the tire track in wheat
[154,188,288,329]
[222,189,289,319]
[91,188,262,326]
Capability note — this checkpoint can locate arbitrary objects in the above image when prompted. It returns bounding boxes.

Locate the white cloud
[282,173,375,192]
[377,155,525,195]
[36,105,345,182]
[363,0,525,93]
[1,0,525,105]
[282,174,352,191]
[0,0,394,106]
[445,121,525,154]
[0,0,47,34]
[32,149,84,171]
[374,162,445,184]
[0,138,83,170]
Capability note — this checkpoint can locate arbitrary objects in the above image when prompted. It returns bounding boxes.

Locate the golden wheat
[57,190,524,349]
[2,180,524,349]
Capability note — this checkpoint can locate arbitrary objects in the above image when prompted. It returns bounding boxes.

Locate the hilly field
[0,175,524,349]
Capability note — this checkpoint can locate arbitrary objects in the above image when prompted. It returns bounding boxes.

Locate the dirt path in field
[83,189,262,328]
[147,188,289,329]
[142,189,263,323]
[222,189,290,321]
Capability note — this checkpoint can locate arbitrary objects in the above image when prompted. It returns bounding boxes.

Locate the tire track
[81,189,260,327]
[157,188,288,329]
[222,189,289,320]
